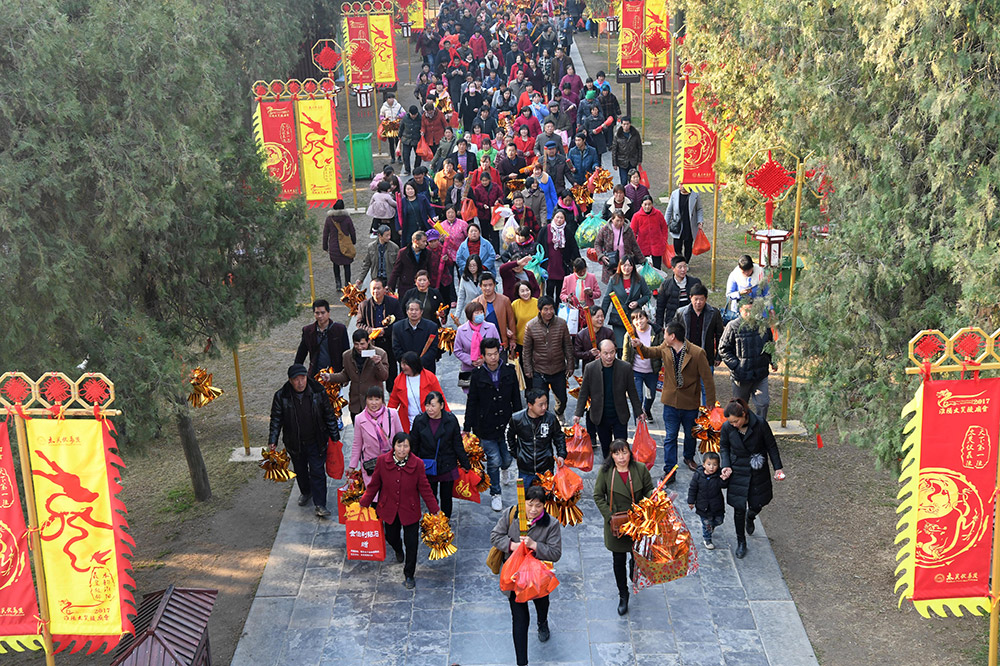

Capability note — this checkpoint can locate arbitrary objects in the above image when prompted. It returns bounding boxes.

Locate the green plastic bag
[575,211,604,249]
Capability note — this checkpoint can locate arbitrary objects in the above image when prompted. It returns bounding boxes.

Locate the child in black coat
[687,451,728,549]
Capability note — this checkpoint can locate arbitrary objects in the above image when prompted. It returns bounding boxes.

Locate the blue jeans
[701,365,715,407]
[701,515,725,541]
[481,438,513,496]
[634,371,657,415]
[619,167,631,186]
[519,471,540,488]
[662,405,699,472]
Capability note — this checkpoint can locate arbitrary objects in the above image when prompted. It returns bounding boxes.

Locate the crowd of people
[265,2,788,664]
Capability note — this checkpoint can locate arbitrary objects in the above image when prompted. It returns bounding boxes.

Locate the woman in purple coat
[322,201,357,291]
[538,209,580,300]
[348,386,405,486]
[453,302,500,392]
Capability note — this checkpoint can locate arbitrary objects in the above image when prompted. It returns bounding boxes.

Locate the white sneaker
[491,495,503,511]
[704,540,715,550]
[504,469,516,485]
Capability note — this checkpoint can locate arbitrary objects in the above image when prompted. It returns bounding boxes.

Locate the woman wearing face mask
[359,432,441,590]
[454,302,501,392]
[490,484,563,665]
[593,438,654,615]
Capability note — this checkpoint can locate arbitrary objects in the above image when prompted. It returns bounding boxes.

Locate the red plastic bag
[326,439,345,479]
[632,419,657,470]
[416,137,434,161]
[500,542,529,592]
[448,112,460,129]
[452,468,482,503]
[565,424,594,472]
[513,547,560,602]
[345,507,386,561]
[460,197,478,222]
[692,229,711,256]
[663,240,675,264]
[554,465,583,499]
[637,164,650,188]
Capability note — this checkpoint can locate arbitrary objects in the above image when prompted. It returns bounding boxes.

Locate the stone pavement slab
[231,37,816,666]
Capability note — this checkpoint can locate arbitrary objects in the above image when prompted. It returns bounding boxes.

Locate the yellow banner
[369,13,397,84]
[643,0,670,73]
[408,1,425,32]
[26,419,123,638]
[295,98,340,204]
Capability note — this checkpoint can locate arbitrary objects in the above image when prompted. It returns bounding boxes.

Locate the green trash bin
[342,132,374,180]
[772,256,806,313]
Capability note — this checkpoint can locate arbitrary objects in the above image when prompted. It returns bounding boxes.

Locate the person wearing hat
[611,116,643,186]
[533,119,565,157]
[538,141,571,192]
[577,88,598,123]
[268,363,341,517]
[545,99,571,134]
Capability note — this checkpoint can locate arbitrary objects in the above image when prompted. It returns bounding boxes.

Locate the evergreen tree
[0,0,331,497]
[677,0,1000,466]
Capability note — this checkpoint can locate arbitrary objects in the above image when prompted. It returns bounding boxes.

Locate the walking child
[687,451,727,549]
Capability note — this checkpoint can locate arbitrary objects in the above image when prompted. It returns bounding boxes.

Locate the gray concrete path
[231,37,816,666]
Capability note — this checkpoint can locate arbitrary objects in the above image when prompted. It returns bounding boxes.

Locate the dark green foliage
[0,0,324,446]
[677,0,1000,467]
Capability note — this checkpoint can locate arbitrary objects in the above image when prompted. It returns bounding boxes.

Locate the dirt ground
[13,28,986,666]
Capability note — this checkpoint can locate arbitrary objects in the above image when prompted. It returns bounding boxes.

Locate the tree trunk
[176,410,212,501]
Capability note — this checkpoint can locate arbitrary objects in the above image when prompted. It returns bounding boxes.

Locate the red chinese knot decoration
[744,151,796,229]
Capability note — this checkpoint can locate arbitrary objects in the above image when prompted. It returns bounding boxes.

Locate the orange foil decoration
[188,367,223,408]
[340,283,366,317]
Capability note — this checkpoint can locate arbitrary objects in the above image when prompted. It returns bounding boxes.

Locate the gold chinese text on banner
[295,98,341,207]
[26,419,135,653]
[895,377,1000,617]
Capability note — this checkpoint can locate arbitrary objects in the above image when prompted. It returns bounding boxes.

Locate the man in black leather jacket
[268,364,341,517]
[505,388,567,487]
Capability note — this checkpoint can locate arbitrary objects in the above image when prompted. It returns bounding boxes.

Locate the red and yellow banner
[674,80,731,193]
[0,424,43,654]
[406,0,426,32]
[253,101,302,200]
[295,98,342,208]
[26,418,135,652]
[617,0,645,75]
[895,377,1000,617]
[642,0,670,74]
[343,14,397,86]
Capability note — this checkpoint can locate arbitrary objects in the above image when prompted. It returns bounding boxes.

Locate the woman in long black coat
[719,398,785,559]
[411,391,471,519]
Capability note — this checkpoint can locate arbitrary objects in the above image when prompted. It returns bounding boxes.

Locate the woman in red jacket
[629,195,670,269]
[359,432,441,589]
[388,352,449,432]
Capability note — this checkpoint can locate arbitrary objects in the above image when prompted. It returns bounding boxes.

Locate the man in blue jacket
[567,133,598,185]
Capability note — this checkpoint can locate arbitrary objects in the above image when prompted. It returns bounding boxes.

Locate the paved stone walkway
[232,39,816,666]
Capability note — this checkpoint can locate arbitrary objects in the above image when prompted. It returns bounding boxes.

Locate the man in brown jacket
[473,273,517,350]
[328,329,389,423]
[522,296,575,420]
[631,320,717,482]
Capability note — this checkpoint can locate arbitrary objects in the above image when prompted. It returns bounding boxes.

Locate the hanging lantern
[606,15,619,33]
[400,21,412,38]
[647,72,666,96]
[355,85,373,108]
[753,229,792,268]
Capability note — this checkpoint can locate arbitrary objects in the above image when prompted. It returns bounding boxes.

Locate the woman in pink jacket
[453,302,500,392]
[349,385,404,486]
[560,257,602,331]
[629,195,670,269]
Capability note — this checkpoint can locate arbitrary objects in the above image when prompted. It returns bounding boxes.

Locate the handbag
[420,432,442,477]
[335,218,357,259]
[362,457,378,475]
[487,507,519,574]
[607,466,634,538]
[458,370,472,388]
[600,250,619,269]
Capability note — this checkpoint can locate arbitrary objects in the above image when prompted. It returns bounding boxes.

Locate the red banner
[909,377,1000,601]
[0,423,42,648]
[255,101,301,200]
[345,16,375,85]
[617,0,645,75]
[674,81,719,192]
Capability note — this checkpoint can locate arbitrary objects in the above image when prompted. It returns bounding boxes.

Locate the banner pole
[407,30,412,84]
[607,27,611,73]
[668,32,675,191]
[641,72,646,140]
[307,247,316,302]
[12,415,56,666]
[233,349,251,455]
[711,143,721,290]
[988,441,1000,666]
[779,160,805,427]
